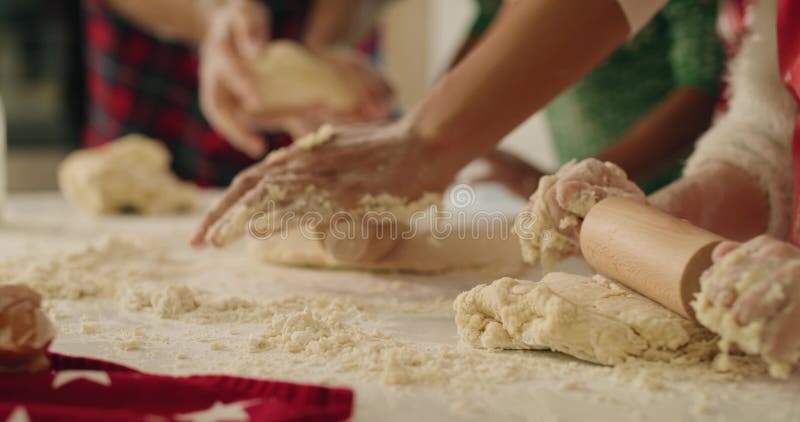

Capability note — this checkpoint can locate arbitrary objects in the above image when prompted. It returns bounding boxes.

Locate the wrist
[406,98,490,176]
[649,162,769,240]
[196,0,224,43]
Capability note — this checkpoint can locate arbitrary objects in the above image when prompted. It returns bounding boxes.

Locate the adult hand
[696,235,800,377]
[190,117,458,248]
[199,0,271,158]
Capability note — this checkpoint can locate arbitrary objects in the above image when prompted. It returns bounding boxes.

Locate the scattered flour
[0,235,772,394]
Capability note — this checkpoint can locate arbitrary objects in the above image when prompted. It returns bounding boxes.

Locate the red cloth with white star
[0,353,353,422]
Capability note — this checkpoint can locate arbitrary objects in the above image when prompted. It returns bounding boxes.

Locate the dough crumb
[690,391,711,415]
[149,284,198,319]
[296,124,335,149]
[80,322,100,335]
[557,380,584,392]
[116,328,146,351]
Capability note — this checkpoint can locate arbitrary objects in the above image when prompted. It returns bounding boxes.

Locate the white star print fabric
[1,353,352,421]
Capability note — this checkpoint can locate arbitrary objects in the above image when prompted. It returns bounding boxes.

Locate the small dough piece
[454,273,716,365]
[248,41,359,112]
[58,135,197,215]
[296,124,336,150]
[0,285,56,373]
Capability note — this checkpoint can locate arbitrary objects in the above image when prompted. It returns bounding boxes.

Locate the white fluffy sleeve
[684,0,798,238]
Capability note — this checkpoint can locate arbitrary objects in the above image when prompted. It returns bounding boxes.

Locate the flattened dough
[455,273,716,365]
[58,135,196,215]
[248,41,359,112]
[247,215,524,274]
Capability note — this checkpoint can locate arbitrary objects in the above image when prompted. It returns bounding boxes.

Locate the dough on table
[248,41,359,112]
[454,273,716,366]
[247,211,524,274]
[58,134,197,215]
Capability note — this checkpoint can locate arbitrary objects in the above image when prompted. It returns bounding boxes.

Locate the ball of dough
[58,134,197,215]
[0,285,56,373]
[247,41,359,112]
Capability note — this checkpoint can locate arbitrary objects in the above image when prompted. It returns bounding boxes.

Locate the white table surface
[1,190,799,422]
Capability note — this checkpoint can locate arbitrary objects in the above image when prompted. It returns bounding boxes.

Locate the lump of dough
[248,41,359,112]
[515,159,645,272]
[58,134,197,215]
[247,209,524,275]
[0,285,56,373]
[454,273,716,366]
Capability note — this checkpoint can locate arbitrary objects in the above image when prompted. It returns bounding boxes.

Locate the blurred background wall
[1,0,82,191]
[0,0,555,192]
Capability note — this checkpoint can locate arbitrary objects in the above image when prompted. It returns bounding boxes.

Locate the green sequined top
[473,0,724,192]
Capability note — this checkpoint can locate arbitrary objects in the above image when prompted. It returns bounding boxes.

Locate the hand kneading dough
[248,41,359,112]
[693,238,800,379]
[515,160,645,272]
[455,274,717,365]
[58,135,197,215]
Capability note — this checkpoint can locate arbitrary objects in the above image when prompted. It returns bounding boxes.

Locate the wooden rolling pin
[580,197,726,319]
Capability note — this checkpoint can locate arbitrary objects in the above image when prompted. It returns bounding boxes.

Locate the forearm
[449,0,515,69]
[104,0,217,44]
[412,0,629,174]
[304,0,365,50]
[597,87,716,181]
[648,162,769,241]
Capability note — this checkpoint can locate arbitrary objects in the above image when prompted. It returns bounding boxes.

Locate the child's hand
[515,158,645,271]
[695,235,800,377]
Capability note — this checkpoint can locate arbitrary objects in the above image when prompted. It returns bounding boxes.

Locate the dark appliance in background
[0,0,83,149]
